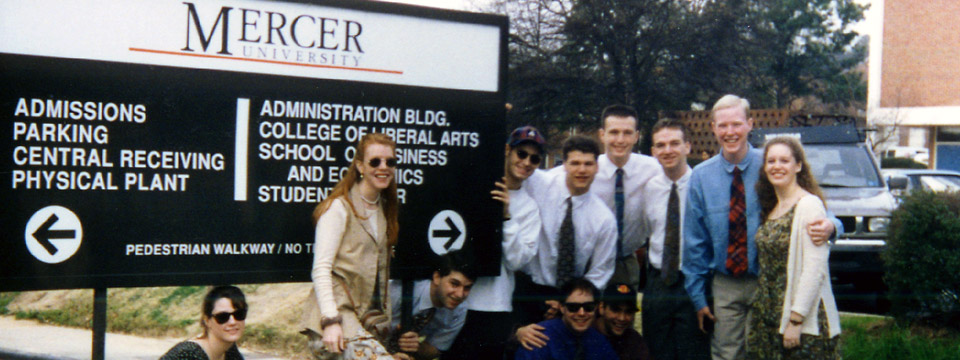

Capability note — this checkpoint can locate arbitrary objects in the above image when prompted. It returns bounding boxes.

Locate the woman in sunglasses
[160,285,247,360]
[302,133,402,359]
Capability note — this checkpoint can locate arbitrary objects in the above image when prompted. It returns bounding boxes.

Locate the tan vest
[302,187,391,338]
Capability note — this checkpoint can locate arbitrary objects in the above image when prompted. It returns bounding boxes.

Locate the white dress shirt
[640,166,691,270]
[593,153,662,255]
[465,187,540,312]
[523,169,618,290]
[389,279,467,351]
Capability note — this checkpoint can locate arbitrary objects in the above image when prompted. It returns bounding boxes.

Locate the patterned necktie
[557,197,576,288]
[662,182,681,285]
[726,167,748,277]
[615,168,625,258]
[410,307,436,333]
[387,301,436,353]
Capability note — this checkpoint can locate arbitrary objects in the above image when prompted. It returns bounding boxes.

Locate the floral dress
[747,206,840,360]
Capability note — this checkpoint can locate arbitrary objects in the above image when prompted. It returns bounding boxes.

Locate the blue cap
[507,125,546,153]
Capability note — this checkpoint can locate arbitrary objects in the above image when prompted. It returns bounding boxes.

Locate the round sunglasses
[368,157,398,168]
[211,308,247,324]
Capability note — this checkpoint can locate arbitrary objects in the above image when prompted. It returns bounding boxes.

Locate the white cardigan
[779,195,841,338]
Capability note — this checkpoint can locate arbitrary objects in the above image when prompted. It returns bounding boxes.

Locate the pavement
[0,316,290,360]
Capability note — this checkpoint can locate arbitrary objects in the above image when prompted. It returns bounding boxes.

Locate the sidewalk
[0,316,290,360]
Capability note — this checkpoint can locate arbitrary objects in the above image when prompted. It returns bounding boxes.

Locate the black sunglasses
[368,157,398,168]
[516,149,542,165]
[563,301,597,313]
[212,308,247,324]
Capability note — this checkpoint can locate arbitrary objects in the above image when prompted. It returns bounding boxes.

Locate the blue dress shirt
[682,145,843,311]
[682,147,763,311]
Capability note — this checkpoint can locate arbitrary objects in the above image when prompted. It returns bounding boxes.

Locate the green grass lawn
[841,314,960,360]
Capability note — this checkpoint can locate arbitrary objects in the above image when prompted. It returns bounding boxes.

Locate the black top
[159,341,244,360]
[605,328,652,360]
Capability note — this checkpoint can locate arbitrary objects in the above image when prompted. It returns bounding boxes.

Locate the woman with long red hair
[301,133,402,359]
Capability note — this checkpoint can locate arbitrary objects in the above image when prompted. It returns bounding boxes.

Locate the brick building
[868,0,960,170]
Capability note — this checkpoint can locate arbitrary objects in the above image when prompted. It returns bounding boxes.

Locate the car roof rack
[749,124,863,147]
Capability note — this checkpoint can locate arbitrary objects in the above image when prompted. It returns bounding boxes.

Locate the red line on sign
[129,48,403,75]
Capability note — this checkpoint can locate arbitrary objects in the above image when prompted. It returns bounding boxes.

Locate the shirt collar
[656,165,692,186]
[720,144,756,173]
[414,281,437,314]
[600,153,630,176]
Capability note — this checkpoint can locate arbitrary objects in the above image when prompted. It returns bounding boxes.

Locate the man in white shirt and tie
[513,135,618,349]
[639,119,709,359]
[590,104,662,289]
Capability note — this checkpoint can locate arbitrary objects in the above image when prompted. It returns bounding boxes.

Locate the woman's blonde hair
[312,133,399,246]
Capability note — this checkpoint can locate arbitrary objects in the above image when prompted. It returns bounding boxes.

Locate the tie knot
[732,166,742,176]
[616,168,624,175]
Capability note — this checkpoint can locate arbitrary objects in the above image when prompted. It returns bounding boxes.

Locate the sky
[377,0,477,11]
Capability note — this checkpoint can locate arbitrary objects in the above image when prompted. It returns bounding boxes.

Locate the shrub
[883,191,960,328]
[881,157,927,169]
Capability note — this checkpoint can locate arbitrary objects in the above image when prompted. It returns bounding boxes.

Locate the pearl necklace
[360,193,381,205]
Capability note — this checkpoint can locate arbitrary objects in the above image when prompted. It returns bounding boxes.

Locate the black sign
[1,1,507,291]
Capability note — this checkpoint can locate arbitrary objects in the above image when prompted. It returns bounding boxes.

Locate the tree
[476,0,869,148]
[698,0,869,109]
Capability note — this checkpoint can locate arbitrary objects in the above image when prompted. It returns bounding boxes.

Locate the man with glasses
[389,251,477,360]
[514,278,618,360]
[446,126,545,360]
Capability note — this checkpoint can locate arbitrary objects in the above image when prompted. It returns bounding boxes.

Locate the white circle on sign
[427,210,466,255]
[24,205,83,264]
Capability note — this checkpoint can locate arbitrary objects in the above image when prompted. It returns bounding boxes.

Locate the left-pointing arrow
[32,214,77,256]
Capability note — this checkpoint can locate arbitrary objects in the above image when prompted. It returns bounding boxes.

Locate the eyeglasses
[211,308,247,324]
[563,301,597,313]
[368,157,398,168]
[516,149,542,165]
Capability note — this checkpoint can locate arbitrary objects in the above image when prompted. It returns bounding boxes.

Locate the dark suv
[750,125,907,293]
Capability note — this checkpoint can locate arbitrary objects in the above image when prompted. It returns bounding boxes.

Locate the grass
[841,314,960,359]
[14,294,92,328]
[0,292,18,315]
[242,324,307,357]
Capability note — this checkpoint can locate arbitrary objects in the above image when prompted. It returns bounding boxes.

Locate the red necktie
[726,167,748,277]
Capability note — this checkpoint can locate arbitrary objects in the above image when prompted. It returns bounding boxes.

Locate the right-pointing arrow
[432,217,462,250]
[32,214,77,256]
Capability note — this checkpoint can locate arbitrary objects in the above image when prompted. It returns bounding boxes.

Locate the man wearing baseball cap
[596,283,651,360]
[446,125,546,360]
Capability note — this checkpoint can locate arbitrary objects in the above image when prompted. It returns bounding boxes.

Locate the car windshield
[804,144,882,188]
